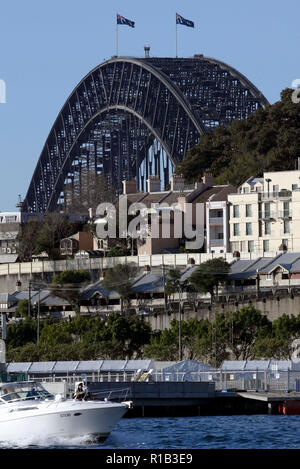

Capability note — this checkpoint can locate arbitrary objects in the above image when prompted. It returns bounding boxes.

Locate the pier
[238,391,300,415]
[85,381,267,417]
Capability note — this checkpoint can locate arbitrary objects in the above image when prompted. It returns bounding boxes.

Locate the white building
[228,170,300,255]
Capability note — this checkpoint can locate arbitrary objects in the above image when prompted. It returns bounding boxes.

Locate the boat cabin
[0,381,53,403]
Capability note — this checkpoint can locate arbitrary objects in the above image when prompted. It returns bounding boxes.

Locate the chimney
[147,175,161,192]
[170,174,185,191]
[122,179,138,195]
[202,171,214,186]
[144,45,150,58]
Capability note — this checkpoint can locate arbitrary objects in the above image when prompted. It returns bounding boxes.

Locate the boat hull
[0,400,129,443]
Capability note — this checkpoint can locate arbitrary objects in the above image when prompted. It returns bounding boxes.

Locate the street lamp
[265,178,272,198]
[28,281,45,343]
[178,283,182,361]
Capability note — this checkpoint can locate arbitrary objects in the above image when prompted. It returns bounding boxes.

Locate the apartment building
[0,210,43,263]
[228,170,300,254]
[119,174,235,255]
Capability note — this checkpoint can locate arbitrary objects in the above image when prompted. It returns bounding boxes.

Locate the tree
[106,245,128,257]
[189,258,230,301]
[101,263,138,314]
[65,171,116,214]
[176,89,300,187]
[6,317,37,348]
[165,269,182,302]
[51,269,91,314]
[34,212,79,259]
[6,314,151,361]
[17,221,41,262]
[253,313,300,359]
[222,306,272,360]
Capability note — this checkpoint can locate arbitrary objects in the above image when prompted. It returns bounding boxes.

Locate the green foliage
[189,258,230,300]
[33,213,78,259]
[177,89,300,187]
[52,270,91,285]
[51,269,91,314]
[253,313,300,359]
[165,269,181,299]
[6,313,151,362]
[17,213,80,261]
[6,304,300,365]
[101,263,138,314]
[6,317,37,348]
[106,245,128,257]
[15,299,30,318]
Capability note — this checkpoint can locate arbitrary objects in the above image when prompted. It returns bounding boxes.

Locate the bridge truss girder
[23,56,268,213]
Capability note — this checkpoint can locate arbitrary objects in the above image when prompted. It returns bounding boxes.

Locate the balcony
[209,217,224,225]
[259,212,276,220]
[278,210,292,219]
[259,210,292,220]
[260,190,292,201]
[209,239,225,247]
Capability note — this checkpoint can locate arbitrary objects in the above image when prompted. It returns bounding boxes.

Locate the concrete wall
[0,252,237,293]
[144,294,300,330]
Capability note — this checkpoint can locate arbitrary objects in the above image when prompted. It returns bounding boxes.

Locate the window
[292,184,298,191]
[246,222,252,235]
[233,223,239,236]
[264,202,270,217]
[282,239,289,249]
[233,205,240,218]
[284,221,290,234]
[283,202,290,217]
[266,274,272,281]
[246,204,252,217]
[265,221,271,235]
[263,240,269,252]
[248,240,254,252]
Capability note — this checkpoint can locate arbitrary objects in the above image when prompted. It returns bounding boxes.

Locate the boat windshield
[0,382,54,403]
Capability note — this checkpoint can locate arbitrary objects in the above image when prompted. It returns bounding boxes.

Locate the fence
[23,369,300,392]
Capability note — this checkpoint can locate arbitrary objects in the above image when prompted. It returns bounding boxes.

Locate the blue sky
[0,0,299,210]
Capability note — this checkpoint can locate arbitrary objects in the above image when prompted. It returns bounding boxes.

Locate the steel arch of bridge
[23,56,268,213]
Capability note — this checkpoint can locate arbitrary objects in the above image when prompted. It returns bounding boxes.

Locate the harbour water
[2,415,300,449]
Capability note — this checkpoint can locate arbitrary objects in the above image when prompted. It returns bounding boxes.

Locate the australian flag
[117,14,135,28]
[176,13,194,28]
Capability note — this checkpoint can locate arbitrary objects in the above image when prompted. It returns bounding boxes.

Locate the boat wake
[0,433,100,449]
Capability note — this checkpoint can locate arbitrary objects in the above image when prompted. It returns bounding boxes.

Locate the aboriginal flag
[176,13,194,28]
[117,14,135,28]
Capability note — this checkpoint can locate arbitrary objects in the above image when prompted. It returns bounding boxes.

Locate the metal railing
[24,369,300,392]
[260,191,292,200]
[209,217,224,225]
[259,211,292,219]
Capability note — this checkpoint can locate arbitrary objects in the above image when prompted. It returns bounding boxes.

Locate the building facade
[228,171,300,255]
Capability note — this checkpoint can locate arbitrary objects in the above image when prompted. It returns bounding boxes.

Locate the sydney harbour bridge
[22,54,269,213]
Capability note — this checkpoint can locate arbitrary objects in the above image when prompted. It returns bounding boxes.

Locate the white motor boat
[0,381,132,443]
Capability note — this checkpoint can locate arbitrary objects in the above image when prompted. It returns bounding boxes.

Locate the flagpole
[116,13,118,56]
[176,14,178,58]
